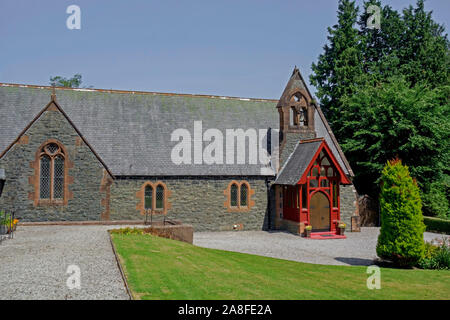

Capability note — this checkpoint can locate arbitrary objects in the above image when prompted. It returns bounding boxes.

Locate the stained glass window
[156,185,164,210]
[46,143,59,154]
[53,156,64,199]
[230,183,238,207]
[38,142,66,202]
[40,155,51,199]
[145,185,153,210]
[240,184,248,207]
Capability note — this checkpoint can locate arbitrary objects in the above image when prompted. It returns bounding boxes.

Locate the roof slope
[274,140,322,185]
[275,138,351,185]
[0,84,278,176]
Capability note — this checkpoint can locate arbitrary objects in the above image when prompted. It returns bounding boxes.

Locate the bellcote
[277,67,315,133]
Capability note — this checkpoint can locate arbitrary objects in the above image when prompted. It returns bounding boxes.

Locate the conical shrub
[376,158,425,266]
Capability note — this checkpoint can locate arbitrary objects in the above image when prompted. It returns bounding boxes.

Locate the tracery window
[38,142,66,202]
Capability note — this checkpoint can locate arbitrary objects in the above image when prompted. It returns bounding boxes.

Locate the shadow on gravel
[334,257,375,266]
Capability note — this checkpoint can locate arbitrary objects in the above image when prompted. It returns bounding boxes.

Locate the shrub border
[423,216,450,235]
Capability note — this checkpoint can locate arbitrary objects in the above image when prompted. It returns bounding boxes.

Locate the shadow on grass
[334,257,376,266]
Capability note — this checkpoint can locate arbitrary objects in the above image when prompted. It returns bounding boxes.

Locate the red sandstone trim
[223,180,255,212]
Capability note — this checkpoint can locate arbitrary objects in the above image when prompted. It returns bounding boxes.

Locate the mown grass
[111,234,450,300]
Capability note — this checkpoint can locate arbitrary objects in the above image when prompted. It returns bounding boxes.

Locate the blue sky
[0,0,448,99]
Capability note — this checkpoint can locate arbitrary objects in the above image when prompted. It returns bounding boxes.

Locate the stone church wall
[0,107,105,221]
[109,177,271,232]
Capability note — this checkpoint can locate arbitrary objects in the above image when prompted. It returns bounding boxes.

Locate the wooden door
[309,192,330,231]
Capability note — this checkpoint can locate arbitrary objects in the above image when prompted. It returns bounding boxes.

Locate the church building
[0,67,360,235]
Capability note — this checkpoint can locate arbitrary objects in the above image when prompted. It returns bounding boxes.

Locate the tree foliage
[376,158,425,266]
[49,74,82,88]
[311,0,450,217]
[310,0,363,125]
[339,77,450,217]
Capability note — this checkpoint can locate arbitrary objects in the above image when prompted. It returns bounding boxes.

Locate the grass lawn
[111,234,450,300]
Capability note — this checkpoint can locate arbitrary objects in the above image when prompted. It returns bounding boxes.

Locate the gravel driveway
[0,225,129,300]
[194,227,448,266]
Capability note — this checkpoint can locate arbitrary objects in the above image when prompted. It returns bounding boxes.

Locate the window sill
[37,199,64,206]
[228,206,250,212]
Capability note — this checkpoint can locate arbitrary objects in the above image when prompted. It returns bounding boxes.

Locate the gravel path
[1,226,447,299]
[0,225,130,300]
[194,227,449,266]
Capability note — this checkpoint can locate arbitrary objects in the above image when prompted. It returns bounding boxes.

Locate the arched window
[230,183,238,207]
[138,182,170,215]
[40,155,51,199]
[289,93,309,127]
[156,185,165,210]
[54,155,65,199]
[225,181,254,212]
[240,183,248,207]
[38,142,66,201]
[144,185,153,210]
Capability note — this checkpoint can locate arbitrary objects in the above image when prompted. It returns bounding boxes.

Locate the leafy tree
[398,0,450,87]
[310,0,363,126]
[376,158,425,266]
[49,74,82,88]
[311,0,450,218]
[339,76,449,217]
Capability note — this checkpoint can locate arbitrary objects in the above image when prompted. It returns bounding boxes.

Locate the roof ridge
[0,82,278,103]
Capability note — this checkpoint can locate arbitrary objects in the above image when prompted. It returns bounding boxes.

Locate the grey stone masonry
[109,177,270,232]
[340,184,358,230]
[0,106,106,221]
[279,131,315,169]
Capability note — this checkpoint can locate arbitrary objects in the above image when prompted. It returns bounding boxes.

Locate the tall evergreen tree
[310,0,362,128]
[358,0,404,78]
[399,0,450,87]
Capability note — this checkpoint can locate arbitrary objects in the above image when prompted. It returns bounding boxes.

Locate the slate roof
[0,84,278,176]
[274,140,322,185]
[0,76,353,178]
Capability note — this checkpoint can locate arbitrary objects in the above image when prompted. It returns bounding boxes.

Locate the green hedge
[423,216,450,235]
